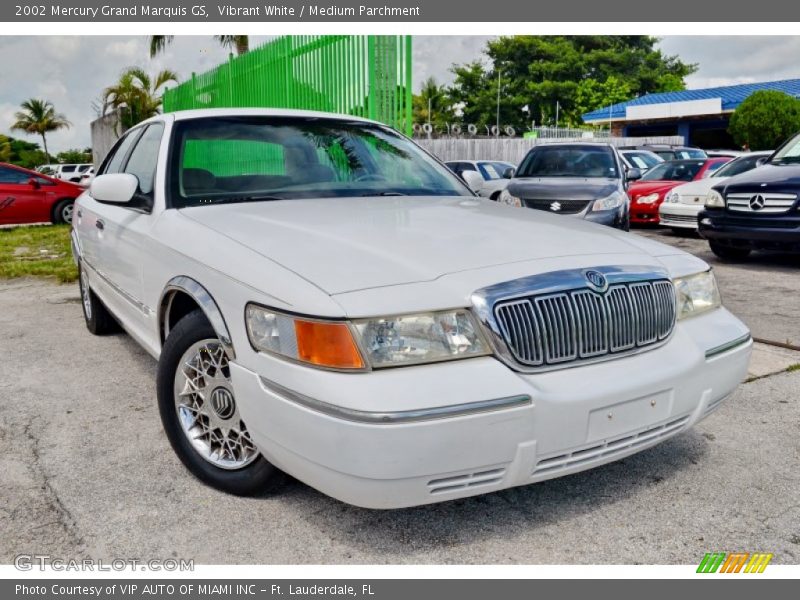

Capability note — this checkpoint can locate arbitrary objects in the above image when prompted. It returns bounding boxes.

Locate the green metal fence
[163,35,413,135]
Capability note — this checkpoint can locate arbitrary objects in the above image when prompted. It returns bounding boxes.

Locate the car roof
[139,107,383,127]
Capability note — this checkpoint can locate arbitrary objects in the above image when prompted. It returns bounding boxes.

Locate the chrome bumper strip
[705,333,752,359]
[259,376,532,424]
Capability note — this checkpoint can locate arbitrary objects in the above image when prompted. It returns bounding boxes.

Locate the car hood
[179,196,678,295]
[507,177,620,200]
[719,163,800,193]
[628,181,682,198]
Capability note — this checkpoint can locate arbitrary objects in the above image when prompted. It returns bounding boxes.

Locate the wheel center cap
[209,387,235,420]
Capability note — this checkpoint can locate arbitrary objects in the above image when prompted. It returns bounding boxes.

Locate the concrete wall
[415,136,684,164]
[90,110,126,167]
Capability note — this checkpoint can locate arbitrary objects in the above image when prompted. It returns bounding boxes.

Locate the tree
[728,91,800,151]
[412,77,455,131]
[448,36,697,130]
[103,67,179,130]
[149,35,249,58]
[11,98,71,161]
[0,135,11,163]
[57,148,92,164]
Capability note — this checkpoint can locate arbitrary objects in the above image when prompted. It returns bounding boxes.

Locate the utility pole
[427,97,432,128]
[496,70,501,135]
[555,100,560,128]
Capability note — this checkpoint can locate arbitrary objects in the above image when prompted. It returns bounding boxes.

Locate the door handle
[95,219,105,231]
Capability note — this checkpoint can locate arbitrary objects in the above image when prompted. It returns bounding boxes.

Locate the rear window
[641,161,705,182]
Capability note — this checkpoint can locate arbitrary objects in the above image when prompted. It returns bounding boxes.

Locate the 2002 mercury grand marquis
[72,109,752,508]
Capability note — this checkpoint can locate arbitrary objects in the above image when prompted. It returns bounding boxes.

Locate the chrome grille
[494,279,675,369]
[726,192,797,213]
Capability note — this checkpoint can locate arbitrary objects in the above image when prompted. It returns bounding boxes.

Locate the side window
[123,123,164,196]
[102,129,142,175]
[0,166,30,184]
[61,165,76,173]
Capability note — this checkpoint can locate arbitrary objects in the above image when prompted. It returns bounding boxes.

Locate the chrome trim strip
[69,229,81,265]
[259,376,532,424]
[705,333,752,359]
[82,258,153,316]
[159,276,235,359]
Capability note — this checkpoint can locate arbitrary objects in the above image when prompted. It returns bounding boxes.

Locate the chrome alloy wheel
[80,267,92,320]
[173,339,259,470]
[62,202,74,223]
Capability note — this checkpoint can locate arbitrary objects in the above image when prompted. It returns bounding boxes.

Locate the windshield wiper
[361,191,408,196]
[206,194,286,205]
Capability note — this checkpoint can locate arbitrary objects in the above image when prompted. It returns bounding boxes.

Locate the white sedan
[659,152,771,230]
[72,109,751,508]
[445,160,516,199]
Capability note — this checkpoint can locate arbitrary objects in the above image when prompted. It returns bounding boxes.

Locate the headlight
[705,189,725,208]
[673,271,721,320]
[665,191,679,204]
[354,310,490,368]
[245,305,365,370]
[635,192,660,204]
[592,191,625,211]
[246,305,490,370]
[498,189,522,207]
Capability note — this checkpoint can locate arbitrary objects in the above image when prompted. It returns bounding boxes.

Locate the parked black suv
[698,132,800,260]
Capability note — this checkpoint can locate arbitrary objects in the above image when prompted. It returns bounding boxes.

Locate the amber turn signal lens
[294,320,365,369]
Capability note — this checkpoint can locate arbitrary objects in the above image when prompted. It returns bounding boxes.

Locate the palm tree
[149,35,249,58]
[11,99,71,161]
[103,67,179,130]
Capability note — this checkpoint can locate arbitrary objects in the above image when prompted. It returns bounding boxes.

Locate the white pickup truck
[72,109,751,508]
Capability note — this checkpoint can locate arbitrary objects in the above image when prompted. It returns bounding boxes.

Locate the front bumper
[232,308,750,509]
[630,201,663,224]
[659,203,702,229]
[698,209,800,251]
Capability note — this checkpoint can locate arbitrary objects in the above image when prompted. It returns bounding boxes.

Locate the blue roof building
[582,79,800,148]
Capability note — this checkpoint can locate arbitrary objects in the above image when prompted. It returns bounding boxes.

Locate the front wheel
[709,241,751,261]
[52,199,75,224]
[156,309,283,496]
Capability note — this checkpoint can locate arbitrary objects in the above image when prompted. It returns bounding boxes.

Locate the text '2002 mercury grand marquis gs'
[72,109,752,509]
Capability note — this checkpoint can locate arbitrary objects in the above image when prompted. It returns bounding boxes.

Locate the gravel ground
[1,230,798,565]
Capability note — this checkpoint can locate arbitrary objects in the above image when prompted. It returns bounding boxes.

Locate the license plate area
[587,390,673,443]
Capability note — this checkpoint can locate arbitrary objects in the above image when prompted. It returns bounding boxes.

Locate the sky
[2,35,800,154]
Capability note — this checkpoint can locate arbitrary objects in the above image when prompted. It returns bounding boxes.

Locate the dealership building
[583,79,800,148]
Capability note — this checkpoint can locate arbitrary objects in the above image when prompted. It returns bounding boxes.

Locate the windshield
[516,146,619,179]
[622,151,662,169]
[478,161,514,180]
[168,116,471,207]
[771,132,800,164]
[710,155,764,178]
[640,160,705,182]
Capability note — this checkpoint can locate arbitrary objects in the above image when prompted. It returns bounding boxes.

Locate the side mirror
[626,167,642,181]
[90,173,139,204]
[461,170,485,193]
[502,167,516,179]
[28,177,40,190]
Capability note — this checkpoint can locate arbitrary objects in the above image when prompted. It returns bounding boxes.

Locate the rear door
[0,165,48,224]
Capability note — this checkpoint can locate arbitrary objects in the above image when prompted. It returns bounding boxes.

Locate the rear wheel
[156,309,283,496]
[709,241,751,261]
[78,263,119,335]
[51,198,75,224]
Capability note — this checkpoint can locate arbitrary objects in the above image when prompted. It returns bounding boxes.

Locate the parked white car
[445,160,516,199]
[77,166,95,188]
[72,109,751,509]
[38,163,93,182]
[659,152,771,231]
[619,149,663,173]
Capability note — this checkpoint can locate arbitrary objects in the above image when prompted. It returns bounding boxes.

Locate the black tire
[490,191,501,201]
[156,309,283,496]
[78,263,119,335]
[709,241,751,261]
[51,198,75,224]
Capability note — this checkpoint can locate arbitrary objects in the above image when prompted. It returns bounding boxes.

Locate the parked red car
[0,162,83,225]
[627,157,730,225]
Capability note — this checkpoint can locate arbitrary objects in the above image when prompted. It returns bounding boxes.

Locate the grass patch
[787,364,800,373]
[0,224,78,283]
